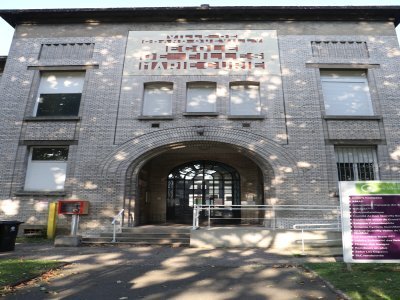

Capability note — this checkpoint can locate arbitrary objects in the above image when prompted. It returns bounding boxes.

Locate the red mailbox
[58,200,89,215]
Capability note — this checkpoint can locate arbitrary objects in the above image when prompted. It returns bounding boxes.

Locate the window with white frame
[24,147,69,191]
[230,82,261,115]
[321,70,373,116]
[35,71,85,117]
[186,82,217,113]
[142,82,173,116]
[335,146,378,181]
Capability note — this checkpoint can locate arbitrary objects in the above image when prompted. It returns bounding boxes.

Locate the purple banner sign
[350,195,400,260]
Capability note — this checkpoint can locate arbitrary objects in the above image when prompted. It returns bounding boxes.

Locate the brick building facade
[0,6,400,235]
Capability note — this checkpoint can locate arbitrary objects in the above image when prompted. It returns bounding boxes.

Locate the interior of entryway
[167,160,241,224]
[129,141,267,225]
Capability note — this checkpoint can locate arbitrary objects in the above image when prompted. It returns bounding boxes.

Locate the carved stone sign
[124,30,280,76]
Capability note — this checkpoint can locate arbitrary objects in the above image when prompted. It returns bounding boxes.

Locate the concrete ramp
[190,227,342,255]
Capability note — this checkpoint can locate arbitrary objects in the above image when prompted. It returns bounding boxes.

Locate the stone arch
[98,126,303,225]
[100,126,301,183]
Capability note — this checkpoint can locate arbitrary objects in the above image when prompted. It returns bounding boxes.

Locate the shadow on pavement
[1,243,344,300]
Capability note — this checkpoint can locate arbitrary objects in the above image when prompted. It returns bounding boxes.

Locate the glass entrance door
[167,160,240,224]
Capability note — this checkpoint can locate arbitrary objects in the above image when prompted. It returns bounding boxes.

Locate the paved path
[1,242,344,300]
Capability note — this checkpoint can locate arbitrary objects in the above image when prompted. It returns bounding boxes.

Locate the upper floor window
[186,82,217,113]
[142,82,173,116]
[230,82,260,115]
[24,147,69,191]
[34,71,85,117]
[335,146,378,181]
[321,70,373,116]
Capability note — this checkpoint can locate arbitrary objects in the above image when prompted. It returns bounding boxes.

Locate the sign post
[340,181,400,263]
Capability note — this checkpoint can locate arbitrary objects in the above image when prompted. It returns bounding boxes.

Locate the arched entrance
[130,141,270,226]
[167,160,240,224]
[100,127,301,227]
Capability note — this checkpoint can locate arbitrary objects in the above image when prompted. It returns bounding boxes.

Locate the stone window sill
[227,115,266,120]
[14,191,67,197]
[323,115,382,120]
[24,116,81,122]
[183,112,219,116]
[137,116,174,120]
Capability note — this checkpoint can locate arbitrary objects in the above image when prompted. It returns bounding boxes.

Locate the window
[230,82,260,115]
[335,146,378,181]
[142,82,173,116]
[34,71,85,117]
[24,147,69,191]
[186,82,216,113]
[321,70,373,116]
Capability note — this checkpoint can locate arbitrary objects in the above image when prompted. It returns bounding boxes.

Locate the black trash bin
[0,221,24,252]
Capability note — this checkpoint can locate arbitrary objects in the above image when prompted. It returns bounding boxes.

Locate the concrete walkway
[1,242,345,300]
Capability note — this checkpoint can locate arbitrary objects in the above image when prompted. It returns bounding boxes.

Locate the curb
[299,264,351,300]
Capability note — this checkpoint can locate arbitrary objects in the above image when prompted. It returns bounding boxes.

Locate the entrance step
[121,226,191,234]
[82,226,191,246]
[81,237,190,247]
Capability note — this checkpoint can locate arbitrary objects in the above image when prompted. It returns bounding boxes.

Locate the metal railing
[192,204,341,231]
[111,209,124,243]
[293,223,342,254]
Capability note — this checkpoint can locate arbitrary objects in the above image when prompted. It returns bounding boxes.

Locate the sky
[0,0,399,55]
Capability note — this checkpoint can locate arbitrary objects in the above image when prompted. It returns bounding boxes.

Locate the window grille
[311,41,369,58]
[39,43,94,60]
[335,146,378,181]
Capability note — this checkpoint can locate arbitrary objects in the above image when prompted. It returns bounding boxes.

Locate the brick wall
[0,20,399,234]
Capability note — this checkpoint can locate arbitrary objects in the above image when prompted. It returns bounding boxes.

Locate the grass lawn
[0,259,64,290]
[305,262,400,300]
